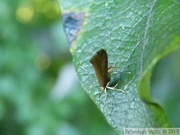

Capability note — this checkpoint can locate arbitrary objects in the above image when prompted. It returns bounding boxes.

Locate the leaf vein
[140,0,157,73]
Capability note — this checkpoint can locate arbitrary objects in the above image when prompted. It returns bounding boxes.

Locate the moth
[90,49,124,96]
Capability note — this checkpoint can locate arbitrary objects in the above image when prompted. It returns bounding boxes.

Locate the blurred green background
[0,0,179,135]
[0,0,118,135]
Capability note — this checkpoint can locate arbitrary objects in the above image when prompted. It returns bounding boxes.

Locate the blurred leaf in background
[151,50,180,127]
[0,0,118,135]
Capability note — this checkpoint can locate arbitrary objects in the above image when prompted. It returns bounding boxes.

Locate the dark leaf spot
[62,12,85,46]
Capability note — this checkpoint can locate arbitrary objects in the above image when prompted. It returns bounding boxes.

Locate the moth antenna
[106,83,125,93]
[106,86,125,92]
[110,71,119,74]
[118,71,131,74]
[108,63,131,75]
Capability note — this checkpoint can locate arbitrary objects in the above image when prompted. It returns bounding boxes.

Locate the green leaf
[59,0,180,133]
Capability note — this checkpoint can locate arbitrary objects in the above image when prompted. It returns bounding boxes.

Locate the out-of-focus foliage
[0,0,118,135]
[151,50,180,127]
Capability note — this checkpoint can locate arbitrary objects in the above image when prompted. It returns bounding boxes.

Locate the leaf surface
[59,0,180,133]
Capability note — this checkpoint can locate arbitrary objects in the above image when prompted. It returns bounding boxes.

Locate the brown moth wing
[90,49,110,89]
